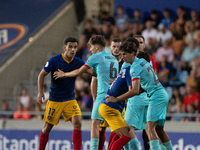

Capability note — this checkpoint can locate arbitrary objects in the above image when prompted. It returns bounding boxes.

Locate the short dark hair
[125,37,139,48]
[137,52,150,62]
[119,41,137,55]
[87,35,106,48]
[64,37,78,45]
[133,35,145,43]
[111,37,122,43]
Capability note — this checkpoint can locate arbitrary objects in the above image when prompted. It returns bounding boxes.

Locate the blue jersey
[101,67,131,112]
[118,58,124,71]
[85,51,119,97]
[44,54,85,102]
[130,57,163,97]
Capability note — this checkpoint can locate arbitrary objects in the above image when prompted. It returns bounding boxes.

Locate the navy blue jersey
[44,53,85,102]
[118,58,124,71]
[101,66,131,112]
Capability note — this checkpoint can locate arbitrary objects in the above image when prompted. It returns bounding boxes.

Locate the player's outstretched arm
[105,79,140,103]
[38,69,48,104]
[53,65,89,79]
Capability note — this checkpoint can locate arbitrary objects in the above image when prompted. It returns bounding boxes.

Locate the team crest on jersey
[73,105,77,109]
[47,116,52,121]
[45,61,49,67]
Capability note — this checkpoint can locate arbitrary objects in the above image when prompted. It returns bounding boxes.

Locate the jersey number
[110,62,117,79]
[48,108,55,116]
[147,66,159,84]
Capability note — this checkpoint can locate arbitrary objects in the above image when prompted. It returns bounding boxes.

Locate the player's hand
[105,96,118,103]
[53,69,65,80]
[37,92,45,104]
[108,79,114,85]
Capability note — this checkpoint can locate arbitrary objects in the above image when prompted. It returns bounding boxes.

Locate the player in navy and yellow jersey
[53,35,119,150]
[99,66,132,150]
[106,41,173,150]
[37,37,94,150]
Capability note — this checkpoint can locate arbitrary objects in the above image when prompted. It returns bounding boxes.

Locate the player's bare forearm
[91,76,97,101]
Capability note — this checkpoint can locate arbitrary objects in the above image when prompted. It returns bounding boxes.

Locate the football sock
[108,133,119,150]
[110,135,131,150]
[98,130,105,150]
[149,139,160,150]
[130,138,140,150]
[72,129,82,150]
[123,141,130,150]
[160,143,165,150]
[39,131,49,150]
[163,140,173,150]
[91,138,99,150]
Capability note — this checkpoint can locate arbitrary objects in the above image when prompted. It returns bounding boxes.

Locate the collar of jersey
[62,53,73,63]
[118,58,122,63]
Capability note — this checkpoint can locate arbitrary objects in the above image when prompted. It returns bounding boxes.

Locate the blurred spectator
[99,23,112,40]
[110,26,124,40]
[144,37,157,56]
[80,88,93,110]
[78,19,98,54]
[170,101,185,122]
[115,6,129,33]
[182,85,200,112]
[142,20,157,46]
[170,6,187,32]
[168,87,183,113]
[17,87,32,111]
[156,23,173,46]
[185,10,200,33]
[148,10,160,29]
[171,22,186,57]
[98,11,115,30]
[185,22,200,44]
[0,101,12,119]
[155,40,174,63]
[157,55,172,85]
[179,40,200,72]
[99,0,111,16]
[184,103,197,122]
[13,103,32,119]
[160,8,173,29]
[129,9,144,33]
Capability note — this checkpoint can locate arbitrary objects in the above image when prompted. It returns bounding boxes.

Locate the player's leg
[91,119,102,150]
[71,115,82,150]
[143,129,150,150]
[156,125,173,150]
[98,126,107,150]
[62,100,82,150]
[127,126,140,150]
[110,127,131,150]
[39,122,54,150]
[145,121,160,150]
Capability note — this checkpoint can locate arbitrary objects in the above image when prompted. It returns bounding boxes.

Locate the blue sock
[149,139,160,150]
[163,140,173,150]
[129,138,140,150]
[160,143,165,150]
[91,138,99,150]
[123,141,130,150]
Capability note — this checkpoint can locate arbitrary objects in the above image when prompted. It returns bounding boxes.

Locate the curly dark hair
[119,41,137,55]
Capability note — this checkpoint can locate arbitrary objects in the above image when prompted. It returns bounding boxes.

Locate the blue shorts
[125,102,148,130]
[91,94,106,120]
[147,89,169,126]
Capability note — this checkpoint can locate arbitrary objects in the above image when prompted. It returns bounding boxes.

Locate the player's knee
[73,119,82,129]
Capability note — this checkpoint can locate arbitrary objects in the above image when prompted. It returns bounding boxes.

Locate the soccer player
[37,37,94,150]
[98,37,123,150]
[106,41,173,150]
[53,35,119,150]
